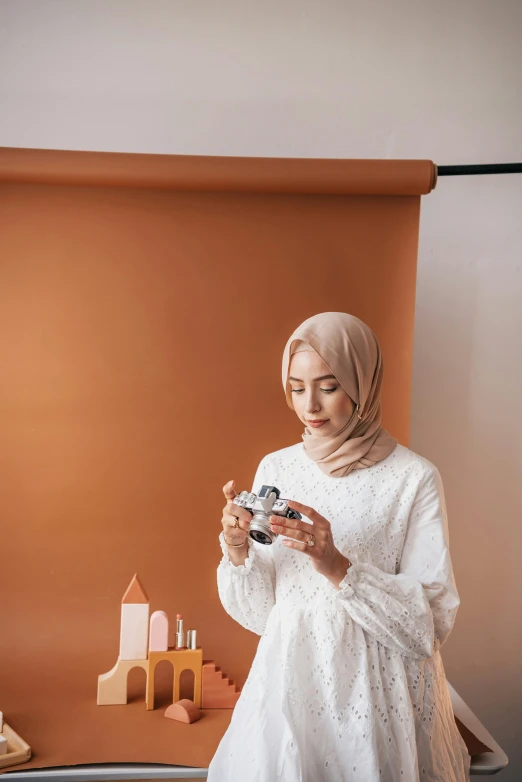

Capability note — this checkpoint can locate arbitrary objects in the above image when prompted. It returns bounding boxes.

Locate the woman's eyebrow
[288,375,337,382]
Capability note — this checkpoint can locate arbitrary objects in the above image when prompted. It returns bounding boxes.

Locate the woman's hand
[270,500,352,590]
[221,479,252,548]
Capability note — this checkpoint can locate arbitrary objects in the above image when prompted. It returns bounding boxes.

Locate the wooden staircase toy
[201,660,241,708]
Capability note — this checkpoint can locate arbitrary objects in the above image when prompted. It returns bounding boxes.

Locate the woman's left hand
[270,500,352,590]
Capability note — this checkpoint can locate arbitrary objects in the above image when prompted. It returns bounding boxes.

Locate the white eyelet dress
[207,442,471,782]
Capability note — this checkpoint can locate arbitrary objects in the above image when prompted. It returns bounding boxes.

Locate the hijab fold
[281,312,397,478]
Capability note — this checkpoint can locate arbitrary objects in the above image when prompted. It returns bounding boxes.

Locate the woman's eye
[291,388,337,394]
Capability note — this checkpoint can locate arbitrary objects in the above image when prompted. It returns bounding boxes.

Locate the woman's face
[288,349,355,436]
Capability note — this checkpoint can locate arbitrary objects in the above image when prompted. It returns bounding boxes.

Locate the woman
[207,312,471,782]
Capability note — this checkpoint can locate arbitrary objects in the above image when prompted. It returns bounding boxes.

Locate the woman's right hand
[221,480,252,546]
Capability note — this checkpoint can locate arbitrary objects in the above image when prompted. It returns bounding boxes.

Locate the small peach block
[149,610,169,652]
[165,699,202,723]
[0,735,7,756]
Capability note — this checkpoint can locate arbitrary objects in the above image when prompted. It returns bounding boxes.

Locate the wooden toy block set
[0,573,239,769]
[97,574,241,723]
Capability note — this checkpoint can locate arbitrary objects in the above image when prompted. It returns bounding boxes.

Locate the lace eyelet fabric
[208,443,471,782]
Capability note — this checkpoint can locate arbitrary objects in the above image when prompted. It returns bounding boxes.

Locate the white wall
[1,0,521,775]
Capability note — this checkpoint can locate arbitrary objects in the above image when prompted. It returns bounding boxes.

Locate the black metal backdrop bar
[438,163,522,176]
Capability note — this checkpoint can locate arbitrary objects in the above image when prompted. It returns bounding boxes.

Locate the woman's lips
[307,420,328,427]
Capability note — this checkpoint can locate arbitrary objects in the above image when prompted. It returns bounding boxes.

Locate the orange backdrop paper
[0,148,452,772]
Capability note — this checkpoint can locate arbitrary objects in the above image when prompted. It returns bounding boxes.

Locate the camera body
[233,484,302,545]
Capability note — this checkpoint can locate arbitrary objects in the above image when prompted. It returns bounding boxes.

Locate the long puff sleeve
[331,465,460,660]
[216,455,277,636]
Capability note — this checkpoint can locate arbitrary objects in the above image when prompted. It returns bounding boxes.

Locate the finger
[280,538,316,556]
[222,513,249,537]
[228,497,253,519]
[270,514,318,545]
[223,479,237,500]
[286,500,328,528]
[225,509,251,530]
[270,514,314,535]
[222,481,251,524]
[274,526,313,544]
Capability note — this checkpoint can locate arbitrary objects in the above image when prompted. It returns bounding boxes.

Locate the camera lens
[249,515,276,545]
[250,529,271,545]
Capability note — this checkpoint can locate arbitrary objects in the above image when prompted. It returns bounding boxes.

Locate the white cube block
[0,734,8,756]
[119,603,149,660]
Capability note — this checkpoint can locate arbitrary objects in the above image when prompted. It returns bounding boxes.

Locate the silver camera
[234,484,303,545]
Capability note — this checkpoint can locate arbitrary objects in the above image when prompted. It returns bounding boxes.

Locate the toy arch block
[97,658,149,705]
[146,648,203,710]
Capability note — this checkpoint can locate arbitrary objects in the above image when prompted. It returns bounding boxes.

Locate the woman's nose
[305,394,322,413]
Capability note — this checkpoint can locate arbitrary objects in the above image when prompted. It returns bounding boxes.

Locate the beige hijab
[281,312,397,478]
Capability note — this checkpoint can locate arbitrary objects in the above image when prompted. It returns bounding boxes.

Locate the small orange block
[165,699,202,723]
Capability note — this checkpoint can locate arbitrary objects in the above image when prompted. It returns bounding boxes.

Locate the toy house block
[202,660,241,708]
[149,610,169,652]
[146,648,203,711]
[97,658,149,705]
[119,573,149,661]
[165,699,202,724]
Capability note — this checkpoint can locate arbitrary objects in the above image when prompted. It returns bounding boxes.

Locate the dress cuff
[218,530,256,575]
[330,560,359,598]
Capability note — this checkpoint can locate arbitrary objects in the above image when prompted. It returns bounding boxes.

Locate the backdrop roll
[0,147,438,771]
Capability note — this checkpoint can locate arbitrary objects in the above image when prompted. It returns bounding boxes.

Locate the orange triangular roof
[122,573,149,604]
